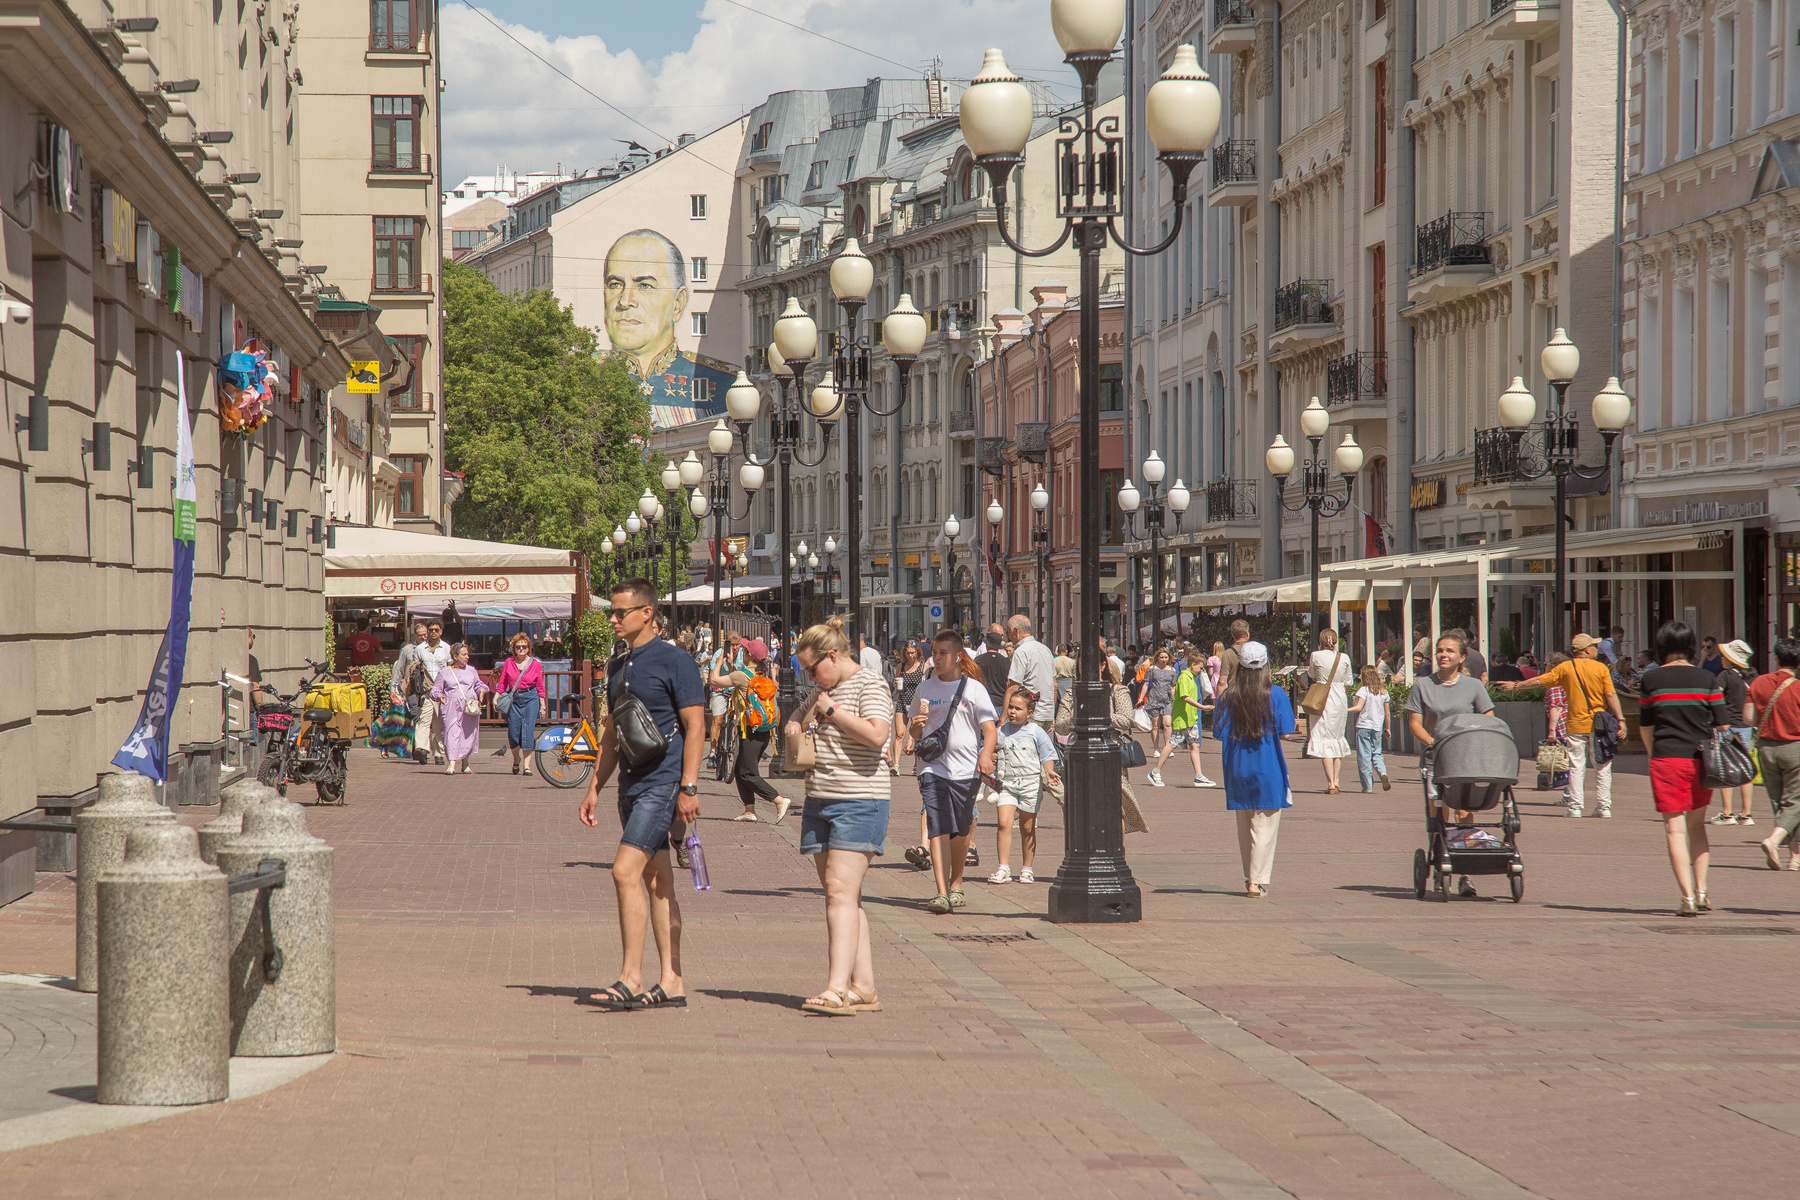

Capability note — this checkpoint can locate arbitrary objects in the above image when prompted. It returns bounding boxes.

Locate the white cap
[1238,641,1269,670]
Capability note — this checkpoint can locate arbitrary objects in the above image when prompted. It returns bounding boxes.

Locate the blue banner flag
[113,352,197,780]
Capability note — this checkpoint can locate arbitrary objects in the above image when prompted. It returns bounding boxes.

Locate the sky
[439,0,1075,188]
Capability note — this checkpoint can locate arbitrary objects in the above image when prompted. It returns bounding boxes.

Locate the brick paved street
[4,737,1800,1199]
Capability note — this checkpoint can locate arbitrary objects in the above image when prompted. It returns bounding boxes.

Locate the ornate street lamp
[986,496,1005,629]
[1116,451,1190,643]
[941,514,964,630]
[1267,396,1364,646]
[822,535,839,617]
[1493,330,1632,649]
[1031,482,1051,638]
[703,396,764,642]
[962,0,1221,922]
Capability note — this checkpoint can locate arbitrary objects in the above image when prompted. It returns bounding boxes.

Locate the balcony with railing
[977,437,1008,477]
[370,151,432,180]
[1472,427,1523,486]
[1409,212,1494,306]
[368,27,427,54]
[1205,478,1258,524]
[949,409,976,435]
[1484,0,1559,40]
[1325,351,1388,411]
[1015,422,1049,463]
[372,271,433,296]
[1208,140,1257,207]
[1210,0,1258,54]
[1270,280,1337,352]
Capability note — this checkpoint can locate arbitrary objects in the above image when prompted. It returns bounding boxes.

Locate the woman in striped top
[1637,620,1730,917]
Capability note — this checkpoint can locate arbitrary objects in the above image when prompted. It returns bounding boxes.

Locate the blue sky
[455,2,704,62]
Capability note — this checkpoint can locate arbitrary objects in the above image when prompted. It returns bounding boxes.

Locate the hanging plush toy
[219,338,271,433]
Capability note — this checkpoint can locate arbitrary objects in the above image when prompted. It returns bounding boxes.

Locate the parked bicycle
[256,658,353,805]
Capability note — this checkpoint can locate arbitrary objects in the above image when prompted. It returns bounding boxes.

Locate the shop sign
[101,189,136,264]
[1641,497,1766,527]
[348,360,381,393]
[135,221,163,299]
[1410,477,1446,510]
[861,576,890,595]
[904,553,920,567]
[324,571,577,599]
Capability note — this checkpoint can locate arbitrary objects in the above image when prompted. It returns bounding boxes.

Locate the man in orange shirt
[1499,633,1624,817]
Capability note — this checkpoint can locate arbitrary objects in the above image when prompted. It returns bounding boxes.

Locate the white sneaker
[1565,805,1584,817]
[1147,770,1164,787]
[986,866,1012,884]
[732,811,760,822]
[1193,775,1218,788]
[1017,868,1035,883]
[1592,807,1611,819]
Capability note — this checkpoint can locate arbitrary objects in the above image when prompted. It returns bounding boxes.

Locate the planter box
[1491,700,1546,760]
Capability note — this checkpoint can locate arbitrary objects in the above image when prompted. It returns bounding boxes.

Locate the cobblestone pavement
[3,737,1800,1199]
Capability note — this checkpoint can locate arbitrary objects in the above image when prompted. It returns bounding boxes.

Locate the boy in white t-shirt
[984,689,1061,885]
[908,629,998,913]
[1346,664,1392,792]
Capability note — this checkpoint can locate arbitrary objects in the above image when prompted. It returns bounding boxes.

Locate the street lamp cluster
[986,482,1052,643]
[1266,397,1363,642]
[1117,452,1190,640]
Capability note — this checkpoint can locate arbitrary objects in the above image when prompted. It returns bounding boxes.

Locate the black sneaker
[965,847,980,867]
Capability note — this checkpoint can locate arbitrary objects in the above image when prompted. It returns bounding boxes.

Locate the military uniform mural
[602,228,731,431]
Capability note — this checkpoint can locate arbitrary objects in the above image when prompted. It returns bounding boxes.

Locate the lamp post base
[1045,720,1142,924]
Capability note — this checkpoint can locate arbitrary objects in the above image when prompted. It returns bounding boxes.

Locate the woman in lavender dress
[429,643,489,774]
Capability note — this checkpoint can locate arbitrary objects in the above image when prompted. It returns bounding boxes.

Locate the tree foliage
[442,262,701,602]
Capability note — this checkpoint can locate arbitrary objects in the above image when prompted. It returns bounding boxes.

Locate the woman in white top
[1306,628,1354,793]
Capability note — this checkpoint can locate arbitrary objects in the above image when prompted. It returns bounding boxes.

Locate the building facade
[1,0,354,893]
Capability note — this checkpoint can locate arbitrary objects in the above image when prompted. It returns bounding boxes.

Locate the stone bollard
[215,799,335,1056]
[198,780,278,865]
[76,773,177,993]
[95,824,230,1105]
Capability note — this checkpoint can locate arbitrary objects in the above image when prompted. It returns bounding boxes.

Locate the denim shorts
[800,796,889,856]
[920,773,979,839]
[618,783,680,855]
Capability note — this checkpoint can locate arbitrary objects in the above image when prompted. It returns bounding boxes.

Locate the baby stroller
[1412,712,1525,902]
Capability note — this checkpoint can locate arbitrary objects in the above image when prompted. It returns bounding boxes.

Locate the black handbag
[1700,731,1757,789]
[912,676,970,764]
[1572,665,1620,765]
[609,656,670,772]
[1117,737,1148,769]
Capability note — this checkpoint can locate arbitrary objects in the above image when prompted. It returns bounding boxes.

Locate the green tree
[442,261,697,596]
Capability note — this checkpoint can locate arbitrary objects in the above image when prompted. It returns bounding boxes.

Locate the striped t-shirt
[1637,663,1728,759]
[803,663,892,801]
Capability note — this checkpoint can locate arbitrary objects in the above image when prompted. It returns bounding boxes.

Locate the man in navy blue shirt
[579,577,706,1010]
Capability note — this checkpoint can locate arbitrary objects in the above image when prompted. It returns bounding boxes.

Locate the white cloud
[440,0,1073,186]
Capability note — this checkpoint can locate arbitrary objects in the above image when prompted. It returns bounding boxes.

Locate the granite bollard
[198,780,278,865]
[95,824,230,1105]
[76,773,177,993]
[215,799,336,1056]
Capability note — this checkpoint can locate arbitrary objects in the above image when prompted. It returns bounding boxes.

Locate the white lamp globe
[660,460,680,491]
[1051,0,1126,55]
[807,553,819,569]
[1299,395,1330,439]
[987,498,1004,525]
[1030,482,1049,512]
[679,450,705,488]
[789,553,797,569]
[625,514,642,535]
[830,238,874,302]
[689,490,710,518]
[1142,450,1166,485]
[1540,328,1580,383]
[824,536,837,555]
[637,487,658,518]
[1116,478,1141,513]
[767,342,792,378]
[1334,432,1365,477]
[735,552,748,570]
[943,514,961,539]
[773,298,818,364]
[1266,434,1296,478]
[725,371,762,422]
[600,540,613,557]
[797,539,809,557]
[809,370,841,421]
[1167,478,1190,514]
[1144,45,1221,155]
[1497,376,1537,429]
[959,50,1034,158]
[652,501,665,523]
[708,419,734,457]
[739,459,765,491]
[1591,376,1633,431]
[612,524,627,545]
[882,294,929,358]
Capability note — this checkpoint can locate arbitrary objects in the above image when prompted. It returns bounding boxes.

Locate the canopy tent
[667,575,781,605]
[324,526,581,604]
[400,596,602,620]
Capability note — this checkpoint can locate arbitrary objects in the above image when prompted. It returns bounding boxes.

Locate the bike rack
[225,857,288,983]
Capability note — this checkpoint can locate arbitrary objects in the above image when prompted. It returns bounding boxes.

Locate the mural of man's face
[604,234,687,366]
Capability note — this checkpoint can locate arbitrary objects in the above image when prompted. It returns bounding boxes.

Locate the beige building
[1,0,353,898]
[1621,0,1800,649]
[297,0,445,534]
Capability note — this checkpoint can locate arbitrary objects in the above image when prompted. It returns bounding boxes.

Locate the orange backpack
[742,675,778,730]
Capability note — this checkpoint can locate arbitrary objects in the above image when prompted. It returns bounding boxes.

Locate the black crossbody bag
[609,650,671,771]
[913,676,970,764]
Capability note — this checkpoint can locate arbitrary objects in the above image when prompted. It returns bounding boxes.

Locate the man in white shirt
[1004,614,1057,731]
[413,619,454,764]
[859,635,885,678]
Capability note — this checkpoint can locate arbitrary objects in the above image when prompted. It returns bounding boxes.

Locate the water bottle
[684,833,711,891]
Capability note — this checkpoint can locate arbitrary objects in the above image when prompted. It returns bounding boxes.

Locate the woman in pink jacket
[497,632,547,775]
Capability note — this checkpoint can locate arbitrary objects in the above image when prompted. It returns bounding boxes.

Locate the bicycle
[256,658,353,805]
[534,714,603,790]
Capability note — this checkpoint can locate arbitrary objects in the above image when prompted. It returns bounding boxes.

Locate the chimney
[1028,280,1068,328]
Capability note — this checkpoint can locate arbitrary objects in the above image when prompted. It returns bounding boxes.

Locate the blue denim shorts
[920,773,979,839]
[617,783,679,855]
[800,796,889,856]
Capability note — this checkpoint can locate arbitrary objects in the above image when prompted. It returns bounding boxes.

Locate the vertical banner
[113,352,197,780]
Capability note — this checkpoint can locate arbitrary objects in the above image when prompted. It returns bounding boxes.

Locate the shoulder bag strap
[1758,676,1798,738]
[928,675,971,736]
[1328,646,1345,686]
[1570,661,1599,721]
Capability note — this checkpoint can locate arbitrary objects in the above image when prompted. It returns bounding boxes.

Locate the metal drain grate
[1651,925,1800,936]
[940,932,1037,944]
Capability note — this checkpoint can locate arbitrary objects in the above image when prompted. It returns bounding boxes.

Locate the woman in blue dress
[1212,640,1296,898]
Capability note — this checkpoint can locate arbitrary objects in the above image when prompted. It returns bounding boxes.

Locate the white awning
[324,525,578,599]
[671,579,778,603]
[1322,522,1744,582]
[864,592,915,608]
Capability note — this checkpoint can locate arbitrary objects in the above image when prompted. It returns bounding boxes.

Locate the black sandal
[639,984,687,1009]
[586,981,639,1011]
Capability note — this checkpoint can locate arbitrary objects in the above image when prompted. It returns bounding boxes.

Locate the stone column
[198,779,277,865]
[75,772,175,992]
[96,823,229,1105]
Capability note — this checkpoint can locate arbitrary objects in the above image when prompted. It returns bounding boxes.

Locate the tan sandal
[800,988,857,1016]
[842,987,883,1012]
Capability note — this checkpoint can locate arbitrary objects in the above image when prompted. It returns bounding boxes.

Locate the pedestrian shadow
[563,861,614,869]
[1336,884,1422,900]
[1543,902,1800,917]
[506,983,594,1000]
[698,987,804,1011]
[722,887,817,898]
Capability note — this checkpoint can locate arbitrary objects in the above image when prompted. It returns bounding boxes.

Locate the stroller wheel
[1412,848,1428,900]
[1510,872,1524,903]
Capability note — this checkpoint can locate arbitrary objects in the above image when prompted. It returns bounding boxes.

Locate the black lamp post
[702,406,765,645]
[1116,452,1190,644]
[1493,331,1633,651]
[1031,482,1050,638]
[821,536,839,618]
[986,496,1004,628]
[1266,397,1364,645]
[962,3,1220,923]
[940,515,964,630]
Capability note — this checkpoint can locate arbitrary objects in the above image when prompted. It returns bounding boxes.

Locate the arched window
[927,467,939,521]
[957,158,974,203]
[852,205,866,238]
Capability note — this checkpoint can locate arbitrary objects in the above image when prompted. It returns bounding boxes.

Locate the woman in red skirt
[1636,620,1731,917]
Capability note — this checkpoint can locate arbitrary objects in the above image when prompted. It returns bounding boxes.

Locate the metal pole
[777,389,796,768]
[844,316,863,653]
[1551,378,1570,652]
[711,465,723,645]
[1150,515,1162,645]
[1310,488,1321,651]
[946,539,957,629]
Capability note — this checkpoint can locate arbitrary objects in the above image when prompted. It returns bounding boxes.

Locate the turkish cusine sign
[601,228,731,431]
[323,571,578,598]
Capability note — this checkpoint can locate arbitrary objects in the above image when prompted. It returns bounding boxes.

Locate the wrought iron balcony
[1205,478,1257,523]
[1210,139,1256,188]
[1273,280,1333,331]
[977,437,1008,477]
[1474,427,1530,485]
[1325,351,1388,406]
[1414,212,1490,275]
[949,409,975,434]
[1215,0,1256,26]
[1015,422,1049,463]
[1490,0,1513,14]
